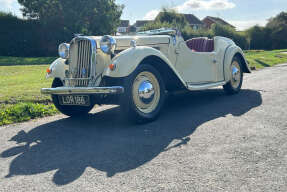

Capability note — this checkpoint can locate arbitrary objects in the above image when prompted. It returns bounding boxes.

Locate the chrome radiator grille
[64,78,90,87]
[74,40,92,78]
[66,39,93,87]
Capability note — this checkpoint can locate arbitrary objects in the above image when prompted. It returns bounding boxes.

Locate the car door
[175,41,218,83]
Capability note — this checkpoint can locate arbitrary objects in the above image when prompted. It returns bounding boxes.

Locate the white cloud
[143,9,160,20]
[0,0,22,17]
[229,20,268,31]
[175,0,236,12]
[143,0,236,21]
[0,0,13,8]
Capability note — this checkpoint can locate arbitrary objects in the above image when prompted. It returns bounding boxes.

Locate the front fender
[103,46,186,85]
[224,46,251,81]
[46,58,66,80]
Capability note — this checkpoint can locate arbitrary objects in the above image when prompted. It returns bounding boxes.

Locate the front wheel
[120,64,166,123]
[51,78,95,117]
[223,56,243,94]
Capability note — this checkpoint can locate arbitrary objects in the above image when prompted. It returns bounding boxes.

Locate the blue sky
[1,0,287,30]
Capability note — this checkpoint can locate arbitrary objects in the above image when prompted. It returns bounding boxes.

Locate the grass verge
[245,49,287,69]
[0,65,52,104]
[0,103,58,126]
[0,56,57,66]
[0,58,58,126]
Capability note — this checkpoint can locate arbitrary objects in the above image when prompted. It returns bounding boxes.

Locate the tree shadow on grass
[254,59,270,68]
[1,89,262,185]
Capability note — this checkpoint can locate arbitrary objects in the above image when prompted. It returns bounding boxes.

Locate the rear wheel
[120,64,166,123]
[223,56,243,94]
[51,78,95,117]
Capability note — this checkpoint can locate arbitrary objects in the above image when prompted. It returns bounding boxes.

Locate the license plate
[59,95,90,106]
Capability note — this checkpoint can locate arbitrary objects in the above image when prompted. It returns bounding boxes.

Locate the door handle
[213,59,217,64]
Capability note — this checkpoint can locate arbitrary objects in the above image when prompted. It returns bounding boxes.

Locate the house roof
[204,16,235,28]
[119,20,130,27]
[182,14,203,25]
[134,20,153,27]
[154,12,203,25]
[133,13,204,28]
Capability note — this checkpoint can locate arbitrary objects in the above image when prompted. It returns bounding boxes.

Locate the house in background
[117,20,130,34]
[117,15,234,34]
[181,14,204,30]
[133,13,204,32]
[202,16,235,29]
[133,20,154,32]
[154,13,204,30]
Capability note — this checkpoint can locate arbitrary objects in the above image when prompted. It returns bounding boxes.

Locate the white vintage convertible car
[41,28,251,123]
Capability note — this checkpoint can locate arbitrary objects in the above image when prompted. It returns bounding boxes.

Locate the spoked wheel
[223,56,243,94]
[120,64,166,123]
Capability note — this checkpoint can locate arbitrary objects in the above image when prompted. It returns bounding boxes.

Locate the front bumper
[41,86,124,95]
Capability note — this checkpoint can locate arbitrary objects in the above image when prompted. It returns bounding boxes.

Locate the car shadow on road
[1,89,262,185]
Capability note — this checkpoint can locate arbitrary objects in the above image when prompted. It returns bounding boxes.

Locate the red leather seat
[205,39,214,52]
[186,38,214,52]
[186,38,206,52]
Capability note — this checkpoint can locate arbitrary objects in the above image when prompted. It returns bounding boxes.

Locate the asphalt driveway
[0,64,287,192]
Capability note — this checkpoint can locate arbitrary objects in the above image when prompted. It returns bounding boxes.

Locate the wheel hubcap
[132,71,160,114]
[230,61,241,88]
[138,80,155,104]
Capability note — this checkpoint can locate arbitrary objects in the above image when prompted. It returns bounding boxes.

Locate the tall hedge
[246,26,272,50]
[0,12,66,56]
[1,0,123,57]
[1,13,38,56]
[211,24,249,50]
[246,12,287,50]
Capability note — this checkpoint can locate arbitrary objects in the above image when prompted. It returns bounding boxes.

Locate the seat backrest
[186,38,214,52]
[204,39,214,52]
[186,38,207,52]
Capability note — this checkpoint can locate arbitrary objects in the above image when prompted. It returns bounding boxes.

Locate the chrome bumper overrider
[41,86,124,95]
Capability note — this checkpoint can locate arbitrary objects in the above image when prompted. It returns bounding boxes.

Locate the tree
[17,0,123,35]
[140,8,190,32]
[246,26,272,50]
[266,12,287,49]
[211,24,248,49]
[154,8,188,30]
[267,12,287,29]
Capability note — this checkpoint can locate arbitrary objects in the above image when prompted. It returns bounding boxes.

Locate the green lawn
[0,65,52,104]
[244,49,287,69]
[0,56,57,66]
[0,61,56,126]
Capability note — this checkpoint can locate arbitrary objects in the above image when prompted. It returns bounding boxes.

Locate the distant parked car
[41,28,251,123]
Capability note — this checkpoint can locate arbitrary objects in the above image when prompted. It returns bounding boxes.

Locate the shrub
[181,26,214,40]
[246,26,272,50]
[246,12,287,50]
[211,24,249,49]
[0,103,58,126]
[266,12,287,49]
[155,8,189,30]
[140,21,174,32]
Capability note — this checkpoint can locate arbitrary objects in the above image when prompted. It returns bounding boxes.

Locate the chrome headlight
[100,35,117,54]
[58,43,70,59]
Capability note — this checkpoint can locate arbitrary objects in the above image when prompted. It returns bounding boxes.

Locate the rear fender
[224,46,251,81]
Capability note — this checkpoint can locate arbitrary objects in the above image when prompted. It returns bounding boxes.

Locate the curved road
[0,64,287,191]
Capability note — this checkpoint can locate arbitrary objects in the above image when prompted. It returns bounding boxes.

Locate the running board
[187,81,226,91]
